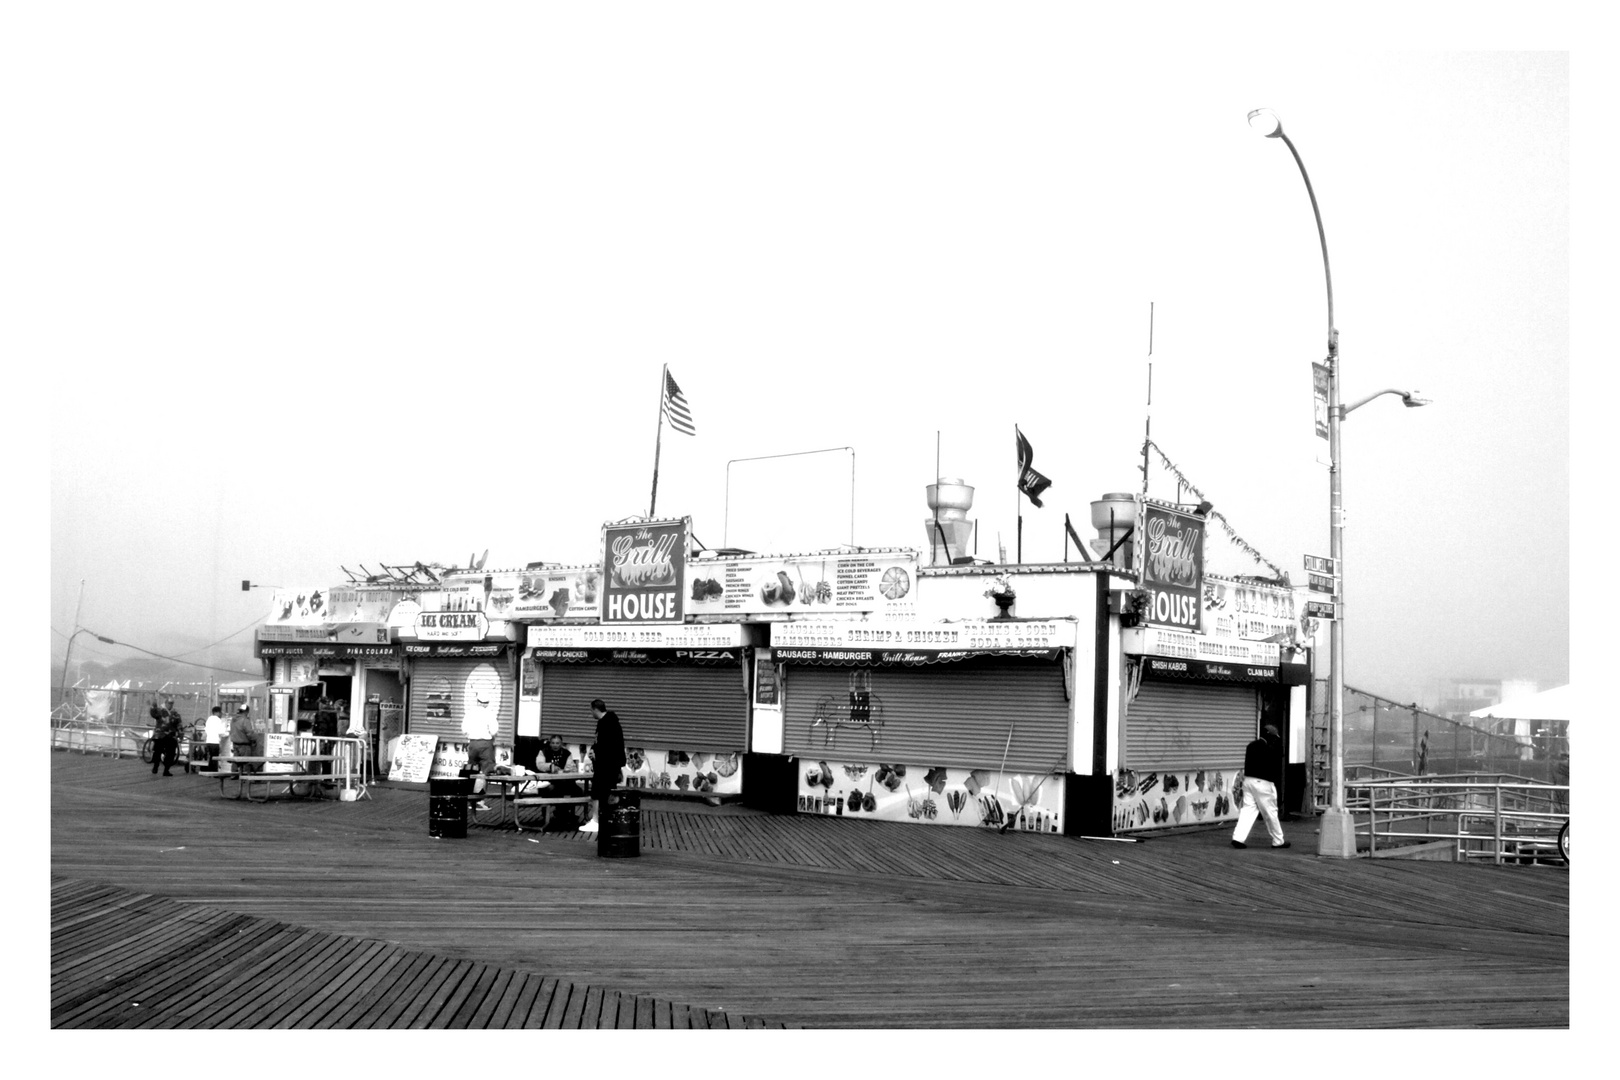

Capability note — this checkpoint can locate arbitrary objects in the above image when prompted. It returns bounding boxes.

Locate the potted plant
[984,574,1017,618]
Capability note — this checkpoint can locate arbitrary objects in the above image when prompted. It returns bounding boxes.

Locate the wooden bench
[507,795,594,832]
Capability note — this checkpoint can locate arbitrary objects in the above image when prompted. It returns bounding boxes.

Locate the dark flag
[662,370,697,436]
[1015,426,1053,508]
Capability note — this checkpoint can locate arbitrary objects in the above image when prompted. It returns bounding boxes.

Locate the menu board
[262,732,298,774]
[684,550,919,618]
[388,734,439,783]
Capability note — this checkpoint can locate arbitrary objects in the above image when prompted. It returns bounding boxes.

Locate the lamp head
[1247,108,1283,138]
[1400,392,1432,408]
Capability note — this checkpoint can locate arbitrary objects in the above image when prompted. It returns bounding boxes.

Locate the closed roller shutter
[407,657,517,743]
[540,663,748,752]
[1126,681,1255,771]
[781,656,1069,772]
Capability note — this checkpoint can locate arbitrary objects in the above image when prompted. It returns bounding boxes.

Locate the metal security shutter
[407,657,517,744]
[781,656,1069,772]
[539,663,748,752]
[1126,681,1255,771]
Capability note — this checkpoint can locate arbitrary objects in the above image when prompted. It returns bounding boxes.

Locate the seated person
[532,735,583,830]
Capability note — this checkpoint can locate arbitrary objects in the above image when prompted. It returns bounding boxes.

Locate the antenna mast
[1140,302,1154,495]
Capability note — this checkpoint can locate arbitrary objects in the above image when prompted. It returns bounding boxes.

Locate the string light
[1143,440,1290,584]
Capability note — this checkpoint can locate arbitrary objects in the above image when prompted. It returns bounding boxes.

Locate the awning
[530,648,741,665]
[774,647,1062,667]
[1139,656,1279,684]
[1469,685,1573,723]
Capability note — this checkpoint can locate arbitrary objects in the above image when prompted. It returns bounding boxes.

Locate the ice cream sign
[413,609,489,640]
[600,518,688,624]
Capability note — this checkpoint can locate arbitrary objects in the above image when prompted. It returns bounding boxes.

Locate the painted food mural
[1111,767,1244,832]
[795,756,1064,832]
[616,747,743,796]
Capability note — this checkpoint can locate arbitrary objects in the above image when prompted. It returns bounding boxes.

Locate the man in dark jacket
[1231,723,1290,849]
[150,702,183,776]
[229,705,259,773]
[588,699,626,828]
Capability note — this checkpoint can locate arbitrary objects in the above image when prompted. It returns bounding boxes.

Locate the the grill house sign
[600,517,688,624]
[1139,500,1204,633]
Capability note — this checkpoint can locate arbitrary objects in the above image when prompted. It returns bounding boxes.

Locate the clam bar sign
[1144,657,1279,683]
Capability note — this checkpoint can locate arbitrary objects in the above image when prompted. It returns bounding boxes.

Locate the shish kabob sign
[600,518,690,624]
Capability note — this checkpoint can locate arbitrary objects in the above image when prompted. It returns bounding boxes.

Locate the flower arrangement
[984,574,1016,600]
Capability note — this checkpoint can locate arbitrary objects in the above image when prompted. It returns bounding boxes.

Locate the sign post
[1304,555,1340,619]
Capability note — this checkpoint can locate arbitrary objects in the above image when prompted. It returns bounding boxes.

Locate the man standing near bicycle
[150,701,182,776]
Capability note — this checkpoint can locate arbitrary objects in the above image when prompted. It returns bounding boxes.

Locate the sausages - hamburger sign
[600,517,689,624]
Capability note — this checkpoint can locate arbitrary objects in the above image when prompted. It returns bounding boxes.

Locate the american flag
[662,369,696,436]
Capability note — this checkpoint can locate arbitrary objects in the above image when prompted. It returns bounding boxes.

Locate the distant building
[1437,677,1539,724]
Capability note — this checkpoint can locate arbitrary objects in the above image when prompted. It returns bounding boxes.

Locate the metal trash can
[429,777,472,839]
[597,789,640,858]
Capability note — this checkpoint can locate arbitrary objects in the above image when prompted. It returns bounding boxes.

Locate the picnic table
[209,756,344,802]
[475,772,594,832]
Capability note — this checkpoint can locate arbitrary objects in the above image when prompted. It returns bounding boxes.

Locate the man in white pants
[1232,723,1290,849]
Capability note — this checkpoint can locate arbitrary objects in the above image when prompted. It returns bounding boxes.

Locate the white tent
[1469,685,1572,723]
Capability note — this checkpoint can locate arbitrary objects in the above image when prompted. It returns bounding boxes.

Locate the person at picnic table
[533,734,582,831]
[461,703,500,813]
[149,701,182,776]
[587,699,626,833]
[201,705,228,771]
[229,704,259,772]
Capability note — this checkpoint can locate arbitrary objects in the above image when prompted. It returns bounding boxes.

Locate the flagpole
[1015,425,1022,565]
[648,364,666,519]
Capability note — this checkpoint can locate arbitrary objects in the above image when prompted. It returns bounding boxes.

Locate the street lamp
[1341,388,1432,416]
[1246,107,1353,858]
[1249,109,1436,857]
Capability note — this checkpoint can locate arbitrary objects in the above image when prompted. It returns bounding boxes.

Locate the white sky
[23,5,1599,710]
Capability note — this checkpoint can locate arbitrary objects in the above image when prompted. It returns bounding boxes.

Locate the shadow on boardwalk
[50,752,1567,1028]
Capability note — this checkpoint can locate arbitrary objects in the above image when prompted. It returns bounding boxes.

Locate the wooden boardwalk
[50,752,1568,1028]
[51,878,770,1028]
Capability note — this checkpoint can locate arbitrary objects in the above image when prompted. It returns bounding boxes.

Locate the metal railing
[1347,775,1568,865]
[51,719,152,759]
[1311,683,1570,811]
[218,733,372,801]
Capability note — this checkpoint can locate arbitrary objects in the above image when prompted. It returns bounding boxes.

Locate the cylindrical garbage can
[597,789,640,858]
[429,777,472,839]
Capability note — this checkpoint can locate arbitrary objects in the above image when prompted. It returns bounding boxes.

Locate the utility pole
[58,579,86,708]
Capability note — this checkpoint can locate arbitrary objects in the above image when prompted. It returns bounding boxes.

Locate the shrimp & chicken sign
[600,518,689,624]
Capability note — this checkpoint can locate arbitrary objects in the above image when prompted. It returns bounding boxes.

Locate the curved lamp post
[1247,108,1432,858]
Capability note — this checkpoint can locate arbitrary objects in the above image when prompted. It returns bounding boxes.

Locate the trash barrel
[429,777,472,839]
[597,789,640,858]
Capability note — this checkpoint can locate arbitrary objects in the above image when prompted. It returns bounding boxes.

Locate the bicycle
[141,722,204,772]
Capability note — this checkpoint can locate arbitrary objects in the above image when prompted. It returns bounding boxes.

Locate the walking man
[1232,723,1290,849]
[587,699,626,832]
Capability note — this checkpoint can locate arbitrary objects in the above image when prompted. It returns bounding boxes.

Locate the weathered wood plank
[50,752,1565,1029]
